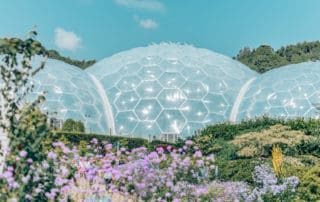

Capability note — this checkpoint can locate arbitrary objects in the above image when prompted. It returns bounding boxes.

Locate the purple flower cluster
[246,164,299,201]
[0,139,299,201]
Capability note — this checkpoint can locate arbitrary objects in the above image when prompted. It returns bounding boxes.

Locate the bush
[215,159,260,185]
[298,167,320,201]
[229,125,314,158]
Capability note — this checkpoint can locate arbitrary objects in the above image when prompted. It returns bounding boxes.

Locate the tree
[62,118,75,131]
[0,32,46,166]
[62,118,85,132]
[0,31,54,200]
[74,120,85,132]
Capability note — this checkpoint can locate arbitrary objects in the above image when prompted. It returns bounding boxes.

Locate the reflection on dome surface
[86,43,258,138]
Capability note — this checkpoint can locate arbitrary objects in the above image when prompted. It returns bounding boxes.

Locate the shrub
[298,167,320,201]
[230,124,315,158]
[215,159,259,184]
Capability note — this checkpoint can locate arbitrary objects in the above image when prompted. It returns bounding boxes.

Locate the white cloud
[114,0,164,11]
[139,19,158,29]
[54,28,81,51]
[133,15,159,29]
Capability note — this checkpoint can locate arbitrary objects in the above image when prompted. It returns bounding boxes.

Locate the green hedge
[51,131,148,150]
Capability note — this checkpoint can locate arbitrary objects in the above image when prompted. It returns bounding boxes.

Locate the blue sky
[1,0,320,61]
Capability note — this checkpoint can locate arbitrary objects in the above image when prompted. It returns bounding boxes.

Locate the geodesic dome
[86,43,258,138]
[237,62,320,120]
[26,57,109,133]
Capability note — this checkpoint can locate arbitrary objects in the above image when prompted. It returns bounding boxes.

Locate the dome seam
[230,77,256,122]
[88,73,115,134]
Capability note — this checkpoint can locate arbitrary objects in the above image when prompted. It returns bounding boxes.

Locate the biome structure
[2,43,320,139]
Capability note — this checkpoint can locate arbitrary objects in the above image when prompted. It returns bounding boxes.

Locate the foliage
[0,37,95,69]
[294,138,320,157]
[230,124,314,158]
[78,140,88,156]
[235,41,320,73]
[0,32,63,200]
[215,159,258,185]
[61,118,85,132]
[197,117,320,160]
[297,166,320,201]
[200,116,284,141]
[46,49,95,69]
[52,131,148,150]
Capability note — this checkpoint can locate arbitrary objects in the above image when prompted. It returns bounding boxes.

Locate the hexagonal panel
[247,101,271,117]
[136,80,163,98]
[132,121,162,138]
[139,56,162,66]
[138,65,163,80]
[290,84,315,99]
[181,81,208,99]
[272,79,298,91]
[160,59,185,72]
[181,67,207,81]
[202,64,226,78]
[157,110,186,134]
[36,72,57,85]
[60,94,81,110]
[267,107,288,117]
[116,76,141,91]
[181,100,208,122]
[203,93,229,115]
[135,99,162,121]
[267,91,292,107]
[115,111,139,135]
[99,72,123,90]
[159,72,186,88]
[203,78,228,94]
[181,122,205,137]
[308,91,320,104]
[115,91,140,111]
[81,104,101,121]
[203,113,226,125]
[71,77,90,90]
[284,98,312,116]
[158,89,186,108]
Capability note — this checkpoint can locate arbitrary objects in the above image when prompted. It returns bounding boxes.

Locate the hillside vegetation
[190,116,320,201]
[235,41,320,73]
[0,37,96,69]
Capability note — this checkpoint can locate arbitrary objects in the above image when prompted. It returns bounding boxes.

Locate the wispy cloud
[139,19,158,29]
[134,15,158,29]
[54,28,82,51]
[114,0,164,11]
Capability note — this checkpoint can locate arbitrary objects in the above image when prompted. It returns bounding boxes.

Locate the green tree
[62,118,85,132]
[235,41,320,73]
[74,120,85,132]
[62,118,76,131]
[0,31,55,200]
